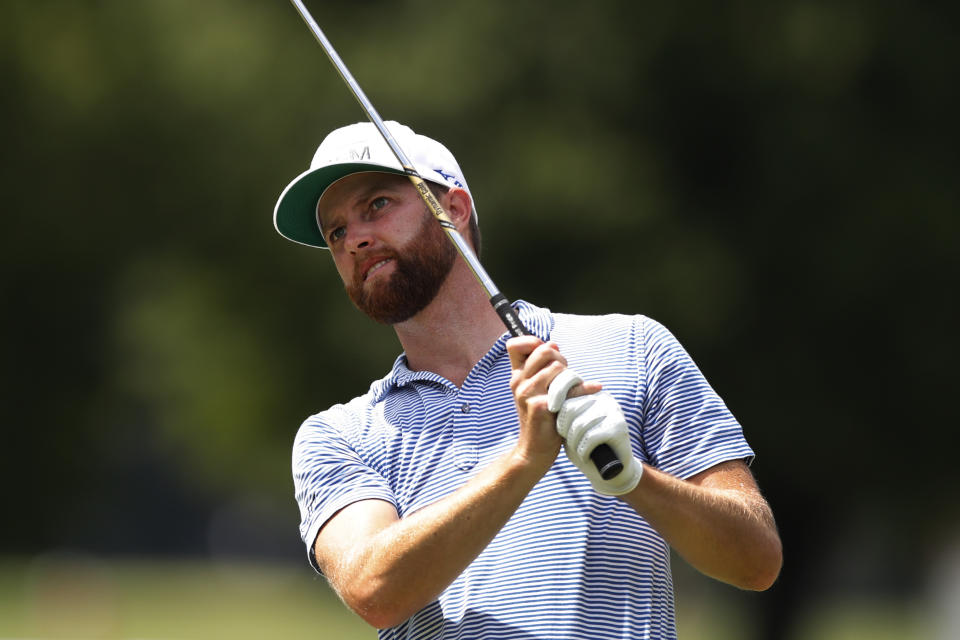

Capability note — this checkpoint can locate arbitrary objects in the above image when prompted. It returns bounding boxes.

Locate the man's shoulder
[551,308,649,338]
[517,300,651,336]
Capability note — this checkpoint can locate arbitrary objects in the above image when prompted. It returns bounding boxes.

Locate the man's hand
[555,391,643,496]
[506,336,601,473]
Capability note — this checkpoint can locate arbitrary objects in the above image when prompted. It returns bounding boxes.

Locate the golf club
[287,0,623,481]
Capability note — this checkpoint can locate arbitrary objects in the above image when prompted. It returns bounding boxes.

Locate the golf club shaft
[288,0,622,481]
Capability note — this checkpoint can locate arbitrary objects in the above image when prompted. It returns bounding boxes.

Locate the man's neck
[392,261,509,388]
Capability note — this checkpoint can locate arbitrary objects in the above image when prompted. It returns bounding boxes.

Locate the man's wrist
[602,456,643,496]
[507,444,558,481]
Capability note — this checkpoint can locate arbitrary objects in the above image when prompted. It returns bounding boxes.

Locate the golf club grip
[590,444,623,480]
[491,293,530,337]
[489,294,624,480]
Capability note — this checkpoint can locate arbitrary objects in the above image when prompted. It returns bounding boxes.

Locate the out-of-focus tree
[1,1,957,635]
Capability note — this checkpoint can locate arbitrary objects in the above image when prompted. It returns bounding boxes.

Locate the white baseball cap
[273,121,475,248]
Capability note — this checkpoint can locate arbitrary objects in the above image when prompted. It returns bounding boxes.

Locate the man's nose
[346,221,376,253]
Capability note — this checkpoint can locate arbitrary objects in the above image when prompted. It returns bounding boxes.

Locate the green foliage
[1,2,958,633]
[112,254,288,492]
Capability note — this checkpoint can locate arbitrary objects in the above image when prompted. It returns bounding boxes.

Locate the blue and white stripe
[292,301,754,639]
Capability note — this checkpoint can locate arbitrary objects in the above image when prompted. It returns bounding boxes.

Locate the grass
[0,555,374,640]
[786,598,932,640]
[0,555,932,639]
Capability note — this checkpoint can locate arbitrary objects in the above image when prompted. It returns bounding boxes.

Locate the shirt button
[460,402,471,413]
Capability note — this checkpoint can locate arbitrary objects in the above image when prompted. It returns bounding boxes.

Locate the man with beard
[274,121,782,640]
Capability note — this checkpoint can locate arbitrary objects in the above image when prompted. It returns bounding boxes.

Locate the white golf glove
[547,370,643,496]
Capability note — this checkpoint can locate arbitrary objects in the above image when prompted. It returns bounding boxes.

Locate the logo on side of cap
[432,168,464,189]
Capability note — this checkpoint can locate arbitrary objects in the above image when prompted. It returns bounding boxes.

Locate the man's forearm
[324,448,549,628]
[621,461,782,591]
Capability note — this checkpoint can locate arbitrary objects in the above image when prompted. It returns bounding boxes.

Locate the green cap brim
[274,162,406,249]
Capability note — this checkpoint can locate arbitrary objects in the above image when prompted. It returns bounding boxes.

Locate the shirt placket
[451,387,478,471]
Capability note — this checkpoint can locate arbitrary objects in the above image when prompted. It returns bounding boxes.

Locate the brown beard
[346,210,458,325]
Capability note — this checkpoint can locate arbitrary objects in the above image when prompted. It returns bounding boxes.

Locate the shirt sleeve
[639,317,754,479]
[292,408,397,573]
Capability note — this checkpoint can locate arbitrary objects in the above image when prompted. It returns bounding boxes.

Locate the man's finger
[566,381,603,399]
[506,335,543,370]
[547,369,583,412]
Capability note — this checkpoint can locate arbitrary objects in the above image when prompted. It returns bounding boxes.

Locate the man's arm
[314,339,590,629]
[313,448,548,629]
[621,459,782,590]
[550,319,783,591]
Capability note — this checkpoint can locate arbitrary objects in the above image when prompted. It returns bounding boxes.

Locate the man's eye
[329,227,346,242]
[371,196,389,210]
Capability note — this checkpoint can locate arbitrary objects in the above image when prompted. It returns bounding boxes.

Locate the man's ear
[443,187,474,233]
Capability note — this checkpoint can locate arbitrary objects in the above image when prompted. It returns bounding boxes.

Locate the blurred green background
[2,1,957,638]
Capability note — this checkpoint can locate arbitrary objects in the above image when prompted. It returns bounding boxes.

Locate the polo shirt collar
[513,299,554,342]
[370,300,555,401]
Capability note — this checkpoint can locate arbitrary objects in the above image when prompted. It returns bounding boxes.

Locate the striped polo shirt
[292,301,754,639]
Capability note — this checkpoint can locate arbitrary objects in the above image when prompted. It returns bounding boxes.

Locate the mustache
[353,249,398,288]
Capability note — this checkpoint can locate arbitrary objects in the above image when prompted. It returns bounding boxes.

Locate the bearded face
[345,209,457,325]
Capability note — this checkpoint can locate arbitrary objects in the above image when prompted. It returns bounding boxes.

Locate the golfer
[276,121,782,639]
